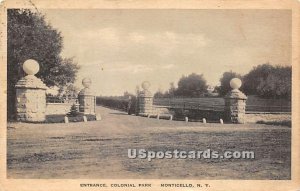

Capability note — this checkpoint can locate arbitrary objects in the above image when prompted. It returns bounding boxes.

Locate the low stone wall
[46,103,76,115]
[152,106,172,115]
[152,105,223,120]
[152,105,291,125]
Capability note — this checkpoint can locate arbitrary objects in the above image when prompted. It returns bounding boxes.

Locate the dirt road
[7,106,291,179]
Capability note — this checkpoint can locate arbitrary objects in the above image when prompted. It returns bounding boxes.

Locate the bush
[96,97,130,112]
[243,64,291,99]
[218,71,242,96]
[67,104,80,117]
[175,73,208,97]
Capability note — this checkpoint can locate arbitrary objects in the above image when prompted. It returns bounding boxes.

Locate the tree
[242,63,273,95]
[67,104,80,117]
[7,9,80,119]
[153,82,176,98]
[175,73,208,97]
[217,71,242,96]
[154,90,165,98]
[58,84,80,99]
[242,63,291,99]
[123,91,135,99]
[168,82,176,97]
[256,66,291,99]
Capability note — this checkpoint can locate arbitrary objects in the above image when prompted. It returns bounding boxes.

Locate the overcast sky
[42,9,291,96]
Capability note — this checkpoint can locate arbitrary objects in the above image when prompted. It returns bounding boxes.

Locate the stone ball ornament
[23,59,40,75]
[82,78,92,88]
[141,81,151,90]
[230,78,242,90]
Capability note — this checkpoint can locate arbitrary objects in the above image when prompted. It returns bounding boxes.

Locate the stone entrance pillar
[15,59,47,122]
[224,78,247,124]
[138,81,153,116]
[78,78,95,115]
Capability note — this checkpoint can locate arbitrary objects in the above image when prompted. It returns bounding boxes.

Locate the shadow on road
[109,112,129,116]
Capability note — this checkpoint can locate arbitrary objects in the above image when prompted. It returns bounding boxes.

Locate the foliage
[7,9,79,119]
[67,104,80,117]
[256,66,291,99]
[96,95,138,115]
[175,73,208,97]
[50,58,80,88]
[96,96,131,112]
[153,74,208,98]
[167,82,176,97]
[242,64,274,95]
[154,82,176,98]
[123,91,135,99]
[154,91,165,98]
[216,64,291,99]
[243,64,291,99]
[59,84,80,99]
[217,71,242,96]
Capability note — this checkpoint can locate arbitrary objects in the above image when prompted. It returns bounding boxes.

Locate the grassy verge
[46,114,96,123]
[257,120,291,127]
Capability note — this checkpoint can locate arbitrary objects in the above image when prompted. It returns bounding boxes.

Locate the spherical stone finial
[141,81,151,90]
[230,78,242,90]
[23,59,39,75]
[82,78,92,88]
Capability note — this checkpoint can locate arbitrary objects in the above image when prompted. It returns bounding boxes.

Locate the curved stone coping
[225,89,247,99]
[15,75,47,90]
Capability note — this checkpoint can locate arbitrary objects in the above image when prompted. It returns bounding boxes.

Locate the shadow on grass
[46,114,96,123]
[109,112,129,116]
[256,120,291,127]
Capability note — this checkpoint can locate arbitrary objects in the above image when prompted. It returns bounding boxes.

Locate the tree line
[154,64,291,100]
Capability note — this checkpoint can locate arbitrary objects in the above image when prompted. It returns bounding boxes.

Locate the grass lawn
[7,106,291,179]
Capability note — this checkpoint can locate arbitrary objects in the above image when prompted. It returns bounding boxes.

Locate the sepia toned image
[0,0,299,191]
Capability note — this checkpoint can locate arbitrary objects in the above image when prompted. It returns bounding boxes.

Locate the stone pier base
[138,94,153,116]
[224,89,247,124]
[15,75,47,122]
[78,78,96,115]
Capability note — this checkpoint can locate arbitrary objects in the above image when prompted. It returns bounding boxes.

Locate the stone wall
[152,105,171,115]
[139,96,153,114]
[16,88,46,122]
[45,103,76,115]
[78,78,96,115]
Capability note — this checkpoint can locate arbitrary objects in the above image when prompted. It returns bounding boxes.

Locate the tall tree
[175,73,208,97]
[7,9,80,119]
[256,66,291,99]
[168,82,176,97]
[218,71,242,96]
[154,90,165,98]
[242,63,274,95]
[242,63,291,99]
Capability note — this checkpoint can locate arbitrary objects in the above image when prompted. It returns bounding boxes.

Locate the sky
[41,9,291,96]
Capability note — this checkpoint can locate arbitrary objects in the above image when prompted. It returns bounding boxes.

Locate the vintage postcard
[0,0,299,190]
